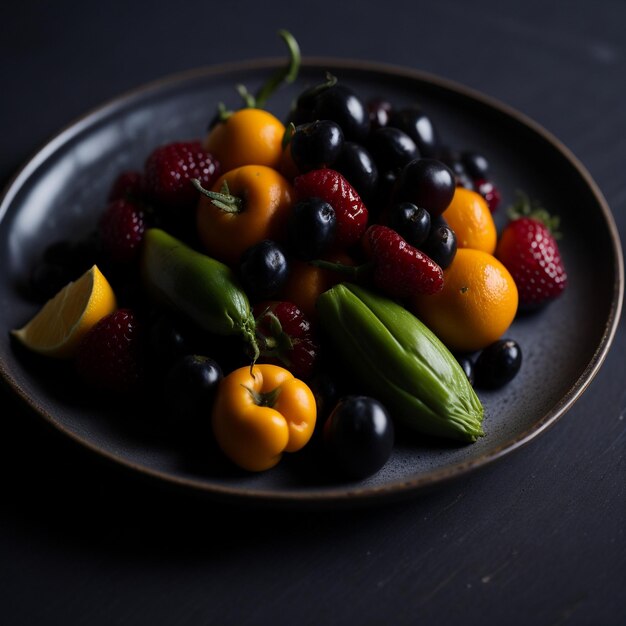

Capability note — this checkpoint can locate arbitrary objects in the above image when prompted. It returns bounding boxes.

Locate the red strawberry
[75,309,144,392]
[294,168,368,250]
[367,225,443,297]
[496,196,567,308]
[253,301,318,379]
[99,199,146,264]
[144,141,220,209]
[108,170,145,202]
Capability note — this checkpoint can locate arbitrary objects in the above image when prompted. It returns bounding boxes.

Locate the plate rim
[0,57,623,506]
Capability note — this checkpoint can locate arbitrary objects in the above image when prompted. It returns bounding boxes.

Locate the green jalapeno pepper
[317,282,484,442]
[141,228,258,360]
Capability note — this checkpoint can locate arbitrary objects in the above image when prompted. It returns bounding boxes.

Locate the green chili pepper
[141,228,258,361]
[317,282,484,442]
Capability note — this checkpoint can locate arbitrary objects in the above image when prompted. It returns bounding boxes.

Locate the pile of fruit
[11,32,567,480]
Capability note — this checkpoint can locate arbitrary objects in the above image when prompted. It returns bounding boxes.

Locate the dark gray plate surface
[0,59,622,506]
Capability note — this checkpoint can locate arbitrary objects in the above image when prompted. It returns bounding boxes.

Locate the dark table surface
[2,1,625,624]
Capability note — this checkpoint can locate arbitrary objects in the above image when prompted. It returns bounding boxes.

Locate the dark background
[1,1,625,624]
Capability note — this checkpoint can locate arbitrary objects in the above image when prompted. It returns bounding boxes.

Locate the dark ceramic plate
[0,60,622,507]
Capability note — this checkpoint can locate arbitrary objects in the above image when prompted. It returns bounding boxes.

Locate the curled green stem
[254,30,301,108]
[192,179,243,214]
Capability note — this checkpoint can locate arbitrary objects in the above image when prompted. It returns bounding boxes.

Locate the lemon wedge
[12,265,117,358]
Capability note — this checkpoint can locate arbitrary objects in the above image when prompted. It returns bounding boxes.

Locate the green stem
[243,383,282,407]
[508,190,561,238]
[242,315,260,375]
[254,30,301,108]
[192,179,243,214]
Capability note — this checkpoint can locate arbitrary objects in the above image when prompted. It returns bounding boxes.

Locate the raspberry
[98,199,146,264]
[75,309,143,393]
[144,141,220,209]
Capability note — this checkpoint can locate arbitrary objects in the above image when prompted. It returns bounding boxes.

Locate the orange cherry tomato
[196,165,294,266]
[203,108,286,173]
[279,141,300,182]
[212,364,317,472]
[279,253,355,321]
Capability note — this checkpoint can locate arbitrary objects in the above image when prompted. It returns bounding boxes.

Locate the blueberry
[461,151,490,179]
[389,202,431,247]
[333,142,378,204]
[164,355,223,424]
[288,198,337,260]
[290,120,344,173]
[394,158,456,217]
[474,339,522,389]
[388,107,440,157]
[239,240,289,301]
[324,395,394,480]
[420,216,457,269]
[312,84,370,142]
[368,127,418,173]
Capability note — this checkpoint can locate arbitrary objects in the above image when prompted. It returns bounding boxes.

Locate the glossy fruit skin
[290,120,344,173]
[288,81,328,126]
[312,84,370,142]
[324,395,394,479]
[239,240,289,301]
[474,178,501,212]
[368,127,418,173]
[420,219,457,269]
[474,339,522,389]
[411,248,518,353]
[288,198,337,261]
[496,216,567,309]
[388,202,431,248]
[333,142,378,205]
[388,107,440,157]
[441,187,497,254]
[196,165,294,265]
[367,98,392,130]
[367,225,444,297]
[278,253,353,321]
[141,229,258,357]
[144,141,220,209]
[98,199,146,264]
[164,355,223,423]
[203,108,285,173]
[253,300,319,379]
[294,169,368,250]
[212,364,317,471]
[75,308,143,392]
[461,151,490,179]
[394,158,456,217]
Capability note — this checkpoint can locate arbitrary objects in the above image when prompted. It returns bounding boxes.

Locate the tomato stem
[254,30,301,108]
[192,179,243,214]
[243,384,282,408]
